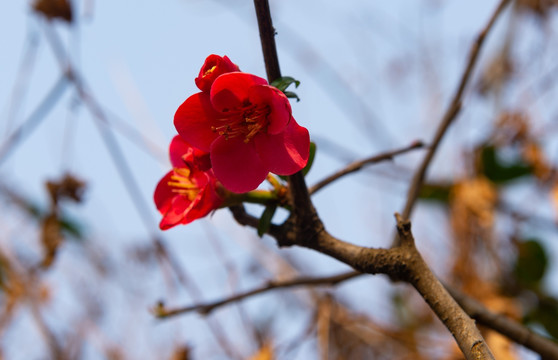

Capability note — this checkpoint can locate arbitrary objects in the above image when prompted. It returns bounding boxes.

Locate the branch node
[394,212,412,234]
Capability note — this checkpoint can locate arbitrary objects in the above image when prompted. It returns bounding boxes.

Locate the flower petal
[255,119,310,175]
[210,136,268,193]
[160,196,195,230]
[154,169,223,229]
[169,137,211,171]
[249,85,291,134]
[195,55,240,92]
[183,182,222,223]
[210,73,268,112]
[154,172,196,230]
[169,136,192,168]
[154,171,176,214]
[174,92,220,152]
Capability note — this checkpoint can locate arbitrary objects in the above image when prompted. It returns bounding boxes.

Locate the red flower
[175,72,310,193]
[195,55,240,92]
[154,136,223,230]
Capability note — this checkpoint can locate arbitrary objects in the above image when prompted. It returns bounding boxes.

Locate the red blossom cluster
[154,136,223,230]
[154,55,310,229]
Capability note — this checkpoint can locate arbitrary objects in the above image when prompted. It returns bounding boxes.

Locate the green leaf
[525,296,558,340]
[283,91,300,102]
[514,238,548,288]
[303,142,317,176]
[59,216,85,241]
[270,76,300,92]
[257,204,277,237]
[480,145,533,183]
[538,300,558,340]
[418,182,452,203]
[271,76,301,102]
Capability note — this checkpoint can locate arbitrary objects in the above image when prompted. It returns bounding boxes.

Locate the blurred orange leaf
[32,0,72,23]
[248,343,274,360]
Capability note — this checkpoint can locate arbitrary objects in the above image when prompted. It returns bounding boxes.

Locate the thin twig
[232,204,495,359]
[253,0,281,83]
[5,31,40,136]
[448,286,558,360]
[0,75,69,168]
[309,141,425,195]
[156,271,361,318]
[401,0,511,221]
[157,257,558,360]
[40,21,242,360]
[253,0,318,228]
[250,1,496,359]
[394,214,495,360]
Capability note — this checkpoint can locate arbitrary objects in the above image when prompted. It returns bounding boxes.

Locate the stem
[252,0,318,223]
[401,0,511,221]
[393,215,495,359]
[222,190,277,207]
[249,1,496,359]
[253,0,281,82]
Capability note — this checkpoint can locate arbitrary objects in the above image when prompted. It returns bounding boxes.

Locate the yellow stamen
[204,65,217,76]
[168,168,200,201]
[213,104,271,143]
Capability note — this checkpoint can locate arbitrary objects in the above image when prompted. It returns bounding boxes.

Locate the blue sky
[0,1,552,359]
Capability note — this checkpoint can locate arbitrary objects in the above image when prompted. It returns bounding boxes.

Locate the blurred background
[1,0,558,359]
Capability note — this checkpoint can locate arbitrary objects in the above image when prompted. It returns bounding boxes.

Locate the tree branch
[249,1,497,359]
[253,0,281,83]
[448,287,558,360]
[309,140,424,195]
[253,0,320,238]
[230,205,495,359]
[394,215,494,359]
[401,0,511,221]
[156,261,558,359]
[40,21,243,360]
[155,271,362,318]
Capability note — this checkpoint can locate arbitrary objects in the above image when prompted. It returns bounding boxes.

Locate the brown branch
[315,217,494,359]
[448,287,558,360]
[309,140,425,195]
[39,21,243,360]
[253,0,281,83]
[401,0,511,221]
[250,1,496,359]
[393,215,494,359]
[189,205,558,360]
[155,271,362,318]
[0,75,69,168]
[253,0,319,237]
[231,203,495,359]
[158,257,558,360]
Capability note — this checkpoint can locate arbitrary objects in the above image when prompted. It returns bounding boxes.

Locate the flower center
[212,103,270,143]
[204,65,217,76]
[167,167,200,201]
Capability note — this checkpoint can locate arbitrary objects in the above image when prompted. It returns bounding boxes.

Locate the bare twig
[253,0,319,234]
[158,254,558,360]
[250,1,496,359]
[253,0,281,83]
[448,287,558,360]
[232,203,495,359]
[394,214,494,360]
[156,271,361,318]
[39,20,242,360]
[5,31,40,136]
[401,0,511,221]
[309,140,425,195]
[0,75,69,167]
